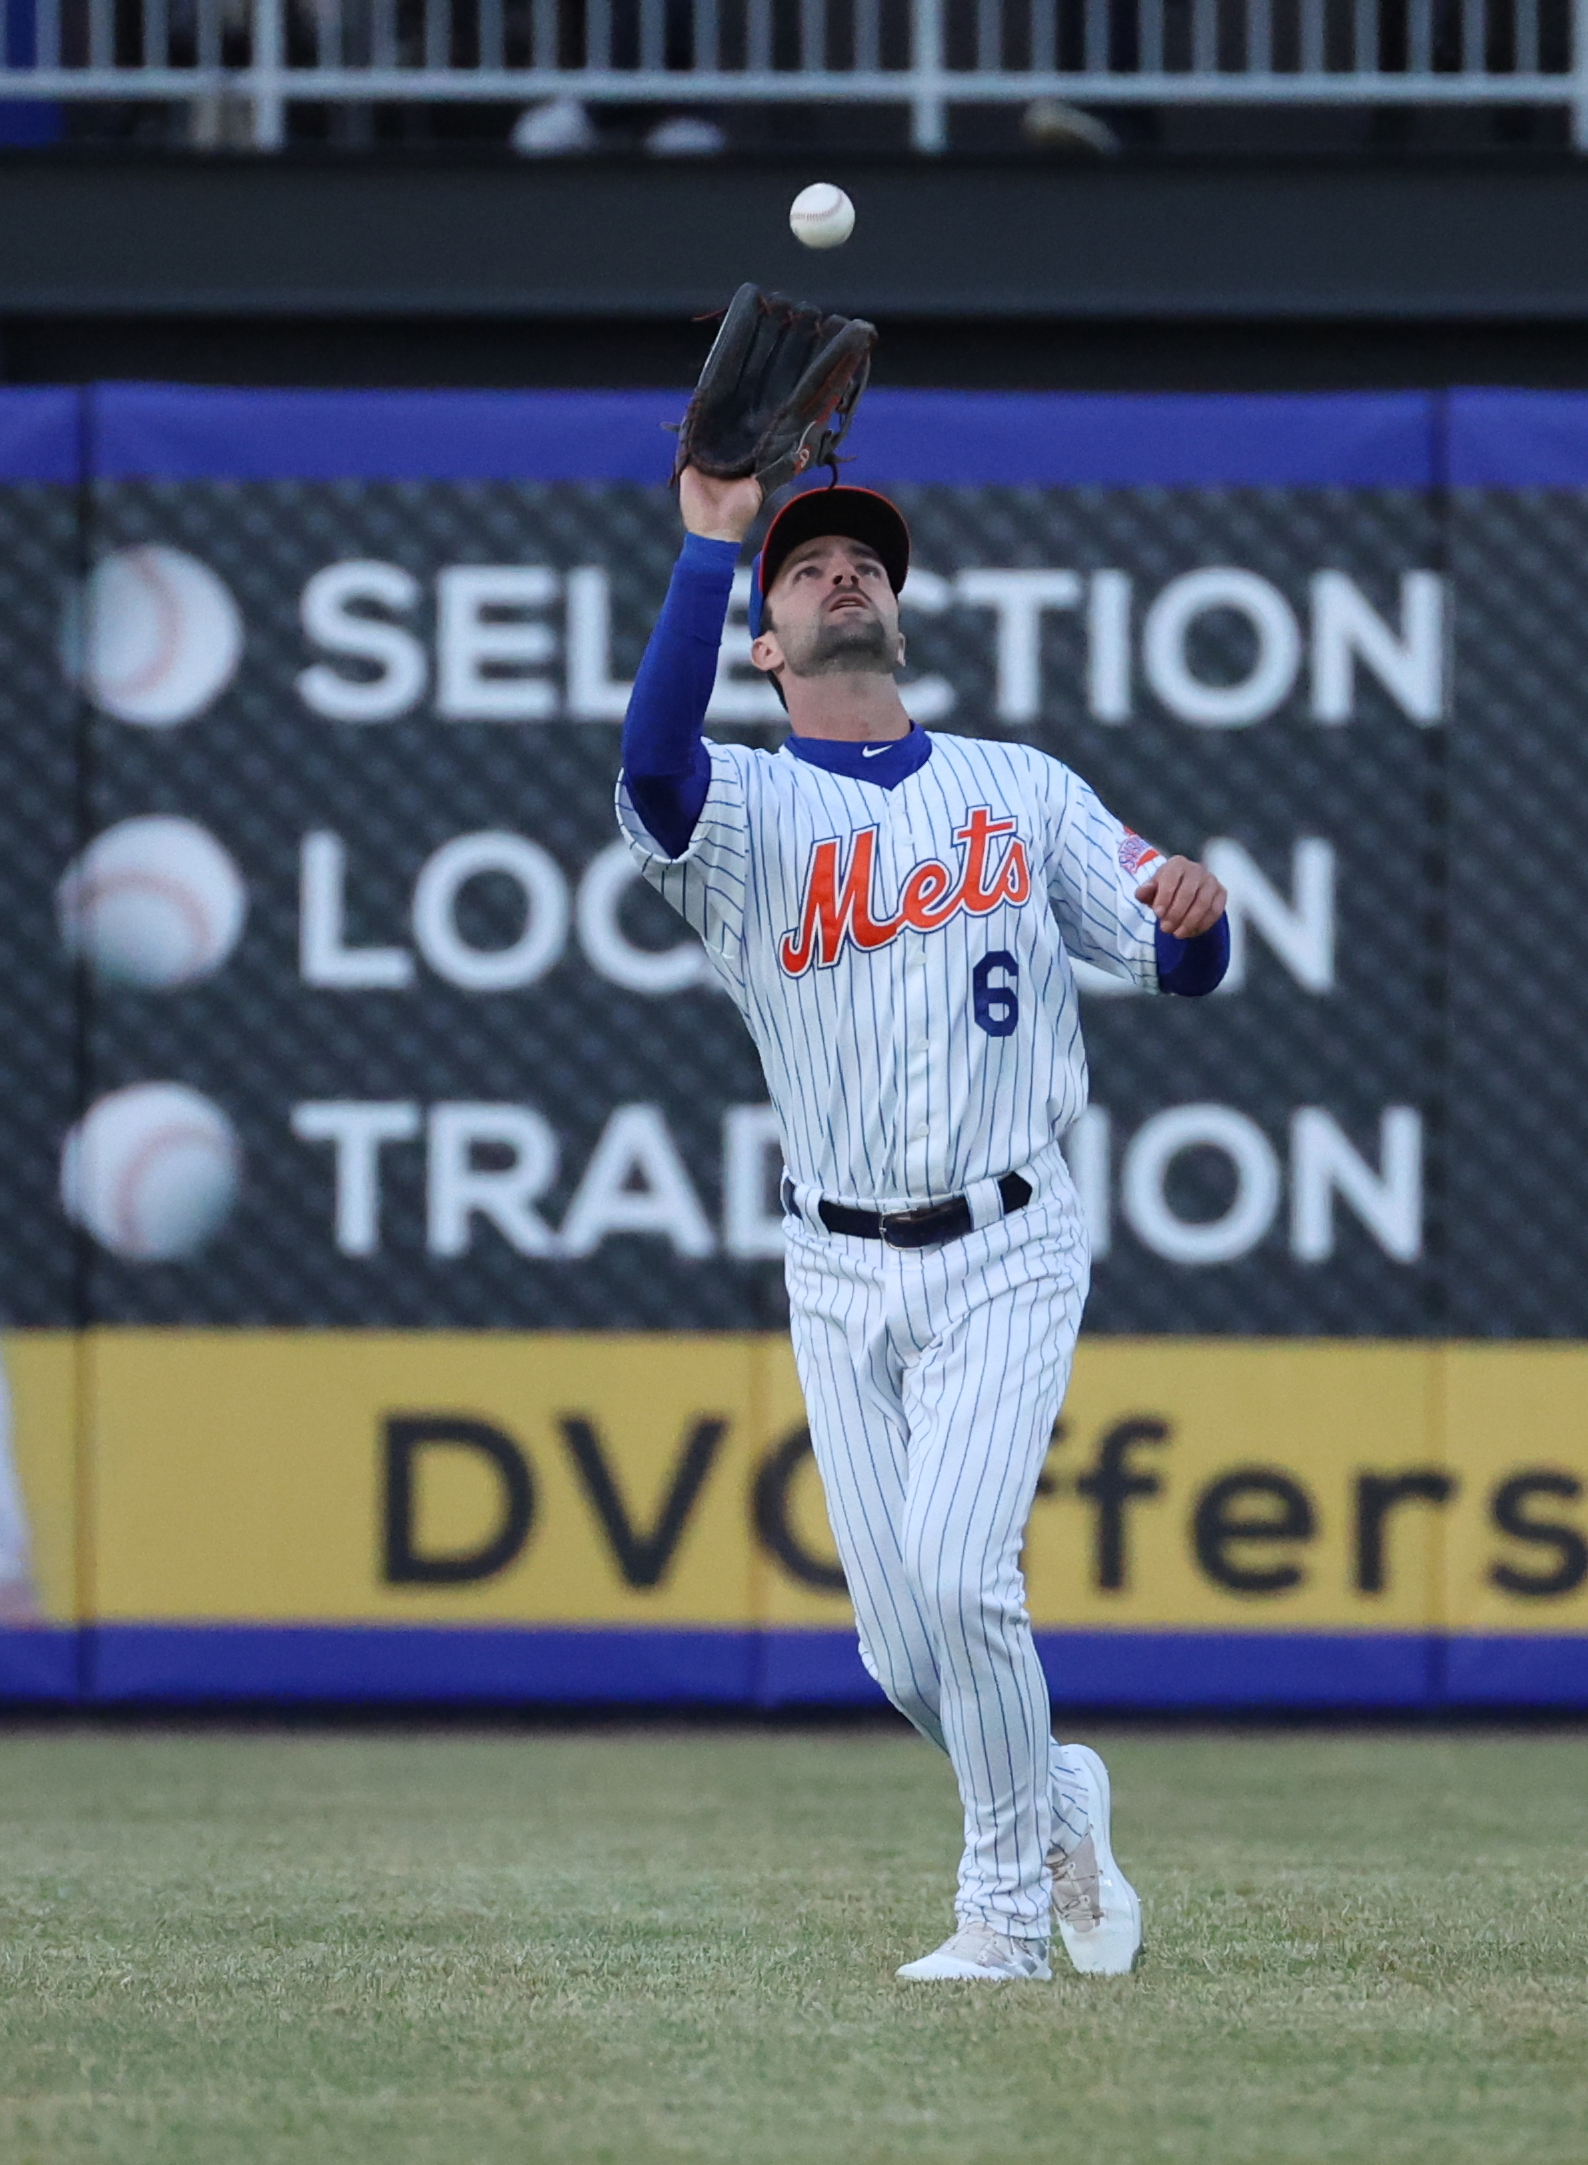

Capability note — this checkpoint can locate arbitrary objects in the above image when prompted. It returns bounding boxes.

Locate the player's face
[752,536,904,684]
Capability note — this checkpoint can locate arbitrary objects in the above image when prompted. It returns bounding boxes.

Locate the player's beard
[785,611,896,679]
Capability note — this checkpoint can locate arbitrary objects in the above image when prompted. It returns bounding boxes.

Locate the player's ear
[750,629,784,676]
[895,630,907,668]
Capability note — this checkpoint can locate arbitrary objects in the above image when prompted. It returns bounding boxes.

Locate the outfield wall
[0,384,1584,1707]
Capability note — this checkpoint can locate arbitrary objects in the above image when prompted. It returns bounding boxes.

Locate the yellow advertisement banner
[1443,1344,1588,1635]
[4,1332,79,1625]
[15,1328,1572,1637]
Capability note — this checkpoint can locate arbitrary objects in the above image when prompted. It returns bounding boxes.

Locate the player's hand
[679,467,763,543]
[1136,856,1227,939]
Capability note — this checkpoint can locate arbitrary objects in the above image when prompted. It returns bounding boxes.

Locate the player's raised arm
[679,469,765,543]
[1046,768,1230,997]
[619,470,761,859]
[623,284,877,859]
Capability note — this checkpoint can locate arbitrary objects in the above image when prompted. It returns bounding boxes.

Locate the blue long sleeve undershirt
[621,534,1229,997]
[1155,916,1230,997]
[620,531,733,861]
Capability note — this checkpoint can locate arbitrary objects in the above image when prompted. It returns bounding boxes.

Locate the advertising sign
[1,385,1584,1705]
[69,1333,1588,1706]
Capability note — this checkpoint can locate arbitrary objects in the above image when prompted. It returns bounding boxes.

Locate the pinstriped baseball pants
[784,1149,1092,1942]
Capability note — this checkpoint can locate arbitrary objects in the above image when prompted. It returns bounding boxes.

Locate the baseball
[789,183,855,250]
[57,816,248,989]
[61,1082,242,1262]
[70,545,243,728]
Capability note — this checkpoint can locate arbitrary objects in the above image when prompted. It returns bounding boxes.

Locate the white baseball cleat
[896,1922,1052,1983]
[1050,1743,1143,1976]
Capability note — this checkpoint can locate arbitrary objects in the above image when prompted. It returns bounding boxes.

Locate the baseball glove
[672,282,877,498]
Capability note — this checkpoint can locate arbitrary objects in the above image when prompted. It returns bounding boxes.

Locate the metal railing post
[252,0,287,150]
[912,0,947,152]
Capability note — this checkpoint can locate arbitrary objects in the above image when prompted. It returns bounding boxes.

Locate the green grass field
[1,1722,1584,2165]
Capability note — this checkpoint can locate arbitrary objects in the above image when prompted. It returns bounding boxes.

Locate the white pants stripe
[785,1153,1093,1941]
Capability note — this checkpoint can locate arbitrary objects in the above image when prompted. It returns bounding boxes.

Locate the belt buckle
[880,1200,949,1250]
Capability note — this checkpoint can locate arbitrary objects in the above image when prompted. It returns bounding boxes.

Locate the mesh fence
[0,451,1573,1334]
[1447,488,1588,1337]
[0,483,82,1326]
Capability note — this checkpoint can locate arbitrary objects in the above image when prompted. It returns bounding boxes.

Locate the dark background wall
[7,152,1588,388]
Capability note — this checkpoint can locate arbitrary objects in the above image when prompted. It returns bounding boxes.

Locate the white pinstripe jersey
[616,731,1165,1210]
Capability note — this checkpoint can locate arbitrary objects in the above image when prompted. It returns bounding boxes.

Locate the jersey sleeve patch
[1117,829,1163,881]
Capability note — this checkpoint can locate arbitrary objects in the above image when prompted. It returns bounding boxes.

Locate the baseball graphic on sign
[57,816,248,989]
[61,1082,242,1261]
[70,545,243,727]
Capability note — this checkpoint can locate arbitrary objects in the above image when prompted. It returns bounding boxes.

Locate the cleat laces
[1050,1833,1103,1931]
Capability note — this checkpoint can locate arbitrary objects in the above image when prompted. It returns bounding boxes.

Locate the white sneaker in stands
[1049,1743,1143,1976]
[896,1921,1052,1982]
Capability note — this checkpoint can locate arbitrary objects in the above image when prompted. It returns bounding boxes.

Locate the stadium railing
[0,0,1581,154]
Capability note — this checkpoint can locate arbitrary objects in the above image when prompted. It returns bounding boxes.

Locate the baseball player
[617,427,1227,1978]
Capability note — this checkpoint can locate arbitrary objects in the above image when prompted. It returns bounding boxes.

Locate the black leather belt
[786,1170,1033,1250]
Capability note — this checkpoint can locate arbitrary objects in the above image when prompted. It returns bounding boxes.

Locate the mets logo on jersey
[1117,829,1163,881]
[779,806,1032,977]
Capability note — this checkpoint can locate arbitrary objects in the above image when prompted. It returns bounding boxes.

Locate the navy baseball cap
[749,485,911,638]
